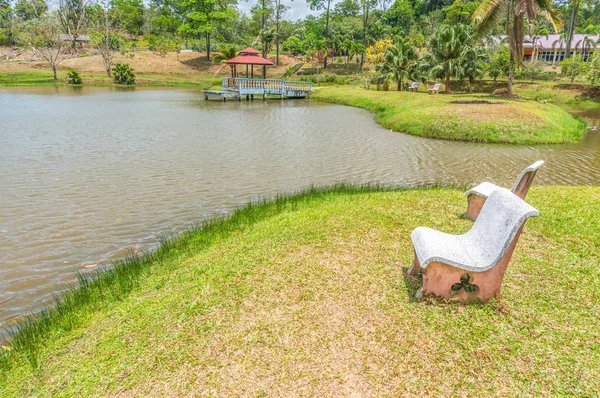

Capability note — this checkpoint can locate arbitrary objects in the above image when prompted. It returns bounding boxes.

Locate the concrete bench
[407,188,538,303]
[408,81,419,92]
[428,83,440,94]
[465,160,544,220]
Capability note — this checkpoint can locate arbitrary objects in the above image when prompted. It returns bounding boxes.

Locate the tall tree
[563,0,580,60]
[57,0,89,48]
[90,0,124,77]
[377,38,419,90]
[273,0,290,65]
[0,0,15,45]
[422,23,473,92]
[473,0,561,95]
[14,0,47,21]
[359,0,377,70]
[179,0,235,60]
[252,0,273,57]
[110,0,146,35]
[307,0,333,68]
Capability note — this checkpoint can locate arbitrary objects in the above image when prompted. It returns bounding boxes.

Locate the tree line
[0,0,599,90]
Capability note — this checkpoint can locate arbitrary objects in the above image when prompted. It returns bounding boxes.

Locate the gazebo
[226,47,274,79]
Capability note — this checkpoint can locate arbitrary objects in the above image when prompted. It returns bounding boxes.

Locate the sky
[237,0,337,22]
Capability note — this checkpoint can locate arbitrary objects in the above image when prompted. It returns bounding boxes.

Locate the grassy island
[1,186,599,396]
[312,86,587,144]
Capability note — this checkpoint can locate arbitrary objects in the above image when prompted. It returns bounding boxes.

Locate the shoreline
[1,184,598,395]
[312,86,589,144]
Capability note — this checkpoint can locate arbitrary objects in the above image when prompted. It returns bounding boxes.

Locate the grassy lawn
[1,186,599,396]
[312,86,587,144]
[0,70,221,88]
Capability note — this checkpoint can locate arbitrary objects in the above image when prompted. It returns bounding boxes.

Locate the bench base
[465,193,487,220]
[406,227,524,303]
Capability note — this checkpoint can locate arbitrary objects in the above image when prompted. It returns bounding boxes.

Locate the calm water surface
[1,86,599,332]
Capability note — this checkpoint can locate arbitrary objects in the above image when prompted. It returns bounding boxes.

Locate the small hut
[226,47,274,79]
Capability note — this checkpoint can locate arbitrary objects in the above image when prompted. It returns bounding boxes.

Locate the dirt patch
[449,100,504,105]
[439,103,540,123]
[1,47,296,77]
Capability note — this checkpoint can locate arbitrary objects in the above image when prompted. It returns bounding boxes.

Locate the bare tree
[24,17,70,80]
[90,0,123,77]
[57,0,88,49]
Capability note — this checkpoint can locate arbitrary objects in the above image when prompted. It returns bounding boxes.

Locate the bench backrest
[432,83,440,90]
[410,82,418,88]
[467,188,539,267]
[511,160,545,199]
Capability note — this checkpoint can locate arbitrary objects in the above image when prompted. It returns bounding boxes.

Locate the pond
[1,86,599,334]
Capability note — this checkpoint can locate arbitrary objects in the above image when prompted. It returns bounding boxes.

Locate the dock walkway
[202,78,313,101]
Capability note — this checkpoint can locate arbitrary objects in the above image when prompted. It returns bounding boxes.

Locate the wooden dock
[202,78,312,101]
[202,90,240,102]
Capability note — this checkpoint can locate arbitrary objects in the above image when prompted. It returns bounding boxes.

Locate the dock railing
[222,77,312,97]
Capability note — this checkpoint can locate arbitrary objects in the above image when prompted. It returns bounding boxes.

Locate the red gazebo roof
[239,47,260,55]
[226,54,274,65]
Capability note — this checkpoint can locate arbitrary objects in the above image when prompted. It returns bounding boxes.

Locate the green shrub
[559,56,590,84]
[113,63,136,85]
[590,52,600,86]
[67,70,82,85]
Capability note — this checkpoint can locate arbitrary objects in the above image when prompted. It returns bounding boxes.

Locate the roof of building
[58,34,90,42]
[493,34,599,50]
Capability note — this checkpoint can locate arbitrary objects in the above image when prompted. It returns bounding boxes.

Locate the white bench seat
[465,160,544,220]
[408,188,539,302]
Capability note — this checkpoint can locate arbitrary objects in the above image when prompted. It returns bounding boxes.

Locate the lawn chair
[428,83,440,94]
[465,160,544,220]
[407,188,539,303]
[408,81,419,92]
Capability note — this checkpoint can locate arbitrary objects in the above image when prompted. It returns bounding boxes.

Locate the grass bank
[1,185,599,396]
[0,70,221,88]
[312,86,587,144]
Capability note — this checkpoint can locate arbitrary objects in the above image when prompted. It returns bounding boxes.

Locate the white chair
[408,81,419,92]
[407,188,539,303]
[465,160,544,220]
[427,83,440,94]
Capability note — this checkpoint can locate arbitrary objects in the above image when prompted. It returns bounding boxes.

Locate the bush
[298,73,337,83]
[282,36,303,55]
[67,70,82,84]
[590,52,600,86]
[113,63,136,85]
[559,56,590,84]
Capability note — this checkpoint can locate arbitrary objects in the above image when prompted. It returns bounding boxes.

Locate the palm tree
[529,26,549,62]
[578,35,597,61]
[463,46,487,85]
[552,32,567,66]
[212,45,238,77]
[422,24,474,93]
[377,39,419,91]
[342,39,353,65]
[473,0,561,95]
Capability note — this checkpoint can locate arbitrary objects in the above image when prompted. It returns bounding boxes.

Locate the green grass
[312,86,587,144]
[1,185,599,396]
[0,70,221,88]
